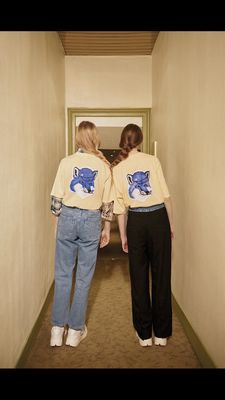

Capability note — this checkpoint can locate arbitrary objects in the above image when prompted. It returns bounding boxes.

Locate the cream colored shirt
[112,152,170,214]
[51,151,112,210]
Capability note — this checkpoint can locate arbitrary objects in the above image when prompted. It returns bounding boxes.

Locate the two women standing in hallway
[50,121,173,349]
[50,121,112,347]
[112,124,174,347]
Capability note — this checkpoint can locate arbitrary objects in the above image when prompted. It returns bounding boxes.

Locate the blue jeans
[52,205,101,330]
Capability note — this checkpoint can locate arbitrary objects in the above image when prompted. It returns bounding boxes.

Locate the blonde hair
[76,121,110,166]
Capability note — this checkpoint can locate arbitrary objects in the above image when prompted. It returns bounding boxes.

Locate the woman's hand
[100,220,111,248]
[121,235,128,253]
[100,229,110,248]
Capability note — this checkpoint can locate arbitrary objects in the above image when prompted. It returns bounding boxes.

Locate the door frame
[67,107,151,155]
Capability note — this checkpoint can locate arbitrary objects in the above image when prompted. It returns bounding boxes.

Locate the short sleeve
[50,160,65,199]
[112,168,127,215]
[155,157,170,198]
[102,166,113,204]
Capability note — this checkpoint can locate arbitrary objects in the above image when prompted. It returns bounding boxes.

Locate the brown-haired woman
[50,121,113,348]
[112,124,174,347]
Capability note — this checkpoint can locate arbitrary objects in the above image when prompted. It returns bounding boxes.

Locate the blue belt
[129,203,165,212]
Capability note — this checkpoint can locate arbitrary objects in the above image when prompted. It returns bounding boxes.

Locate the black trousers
[127,207,172,340]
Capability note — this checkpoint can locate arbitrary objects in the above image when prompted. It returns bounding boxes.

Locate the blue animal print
[127,171,152,199]
[70,167,98,198]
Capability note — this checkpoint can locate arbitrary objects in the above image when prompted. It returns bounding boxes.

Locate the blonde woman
[50,121,113,347]
[112,124,174,347]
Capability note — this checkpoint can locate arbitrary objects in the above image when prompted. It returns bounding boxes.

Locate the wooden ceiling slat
[64,51,153,55]
[59,31,156,35]
[62,37,155,40]
[60,34,157,39]
[63,42,154,46]
[65,47,153,50]
[60,39,157,43]
[62,41,155,45]
[58,32,158,37]
[58,31,159,56]
[59,33,157,40]
[65,49,152,52]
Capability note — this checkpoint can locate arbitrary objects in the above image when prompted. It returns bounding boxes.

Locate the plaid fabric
[51,196,63,216]
[101,201,114,221]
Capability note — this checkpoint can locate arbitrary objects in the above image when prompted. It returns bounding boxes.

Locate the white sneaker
[154,337,167,346]
[136,332,152,347]
[50,326,64,346]
[66,325,88,347]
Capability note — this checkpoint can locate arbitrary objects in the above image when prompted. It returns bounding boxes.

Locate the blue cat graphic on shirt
[127,171,152,201]
[70,167,98,199]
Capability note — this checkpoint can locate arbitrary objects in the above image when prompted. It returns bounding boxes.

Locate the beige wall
[65,56,152,108]
[0,32,65,367]
[151,32,225,367]
[65,56,152,153]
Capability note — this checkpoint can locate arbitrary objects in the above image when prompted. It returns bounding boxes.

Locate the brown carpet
[20,222,201,369]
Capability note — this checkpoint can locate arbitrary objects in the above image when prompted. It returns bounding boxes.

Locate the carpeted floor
[20,221,201,369]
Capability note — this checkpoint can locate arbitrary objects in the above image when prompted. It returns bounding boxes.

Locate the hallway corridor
[19,221,201,369]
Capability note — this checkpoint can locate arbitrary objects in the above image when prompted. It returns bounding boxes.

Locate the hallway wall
[0,32,65,367]
[65,55,152,108]
[65,55,152,153]
[151,32,225,367]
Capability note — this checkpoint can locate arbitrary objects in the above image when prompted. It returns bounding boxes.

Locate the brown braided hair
[76,121,110,166]
[111,124,143,168]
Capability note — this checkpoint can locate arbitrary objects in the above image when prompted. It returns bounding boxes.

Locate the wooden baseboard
[16,283,54,368]
[172,295,215,368]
